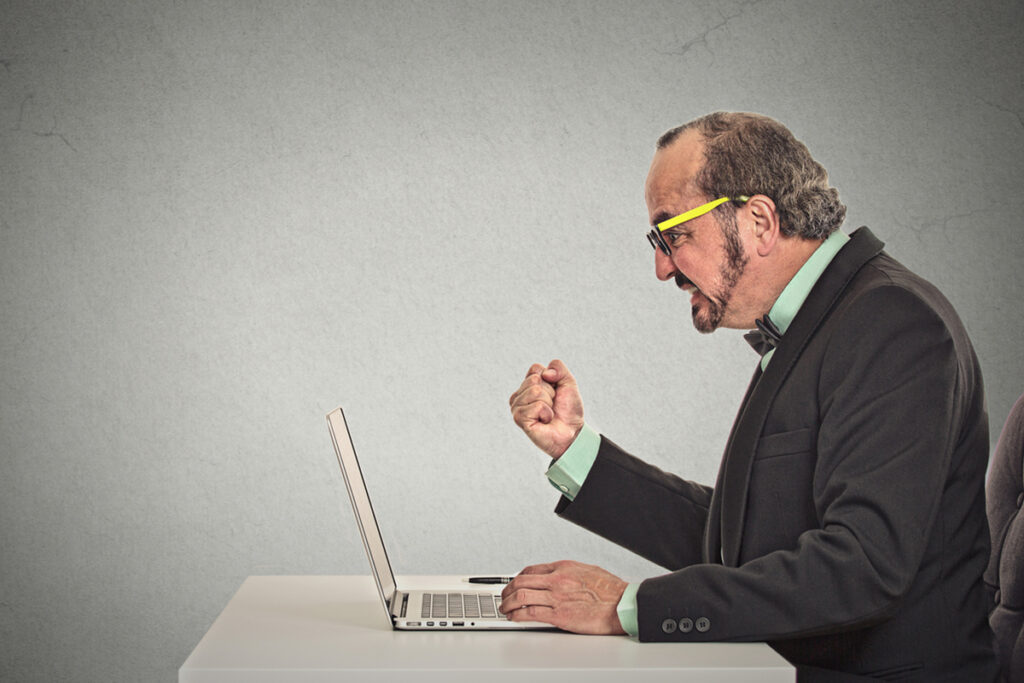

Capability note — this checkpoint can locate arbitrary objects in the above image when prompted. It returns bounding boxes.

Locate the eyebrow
[651,211,675,227]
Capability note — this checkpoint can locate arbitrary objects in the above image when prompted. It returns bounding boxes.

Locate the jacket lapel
[714,227,886,567]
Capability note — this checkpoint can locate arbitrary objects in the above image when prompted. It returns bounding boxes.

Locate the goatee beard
[688,212,749,333]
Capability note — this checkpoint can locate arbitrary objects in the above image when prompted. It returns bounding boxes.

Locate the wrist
[552,423,584,460]
[616,583,640,637]
[546,425,599,501]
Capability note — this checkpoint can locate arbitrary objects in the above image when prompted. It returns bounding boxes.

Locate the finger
[511,401,554,428]
[501,563,556,599]
[506,604,557,624]
[518,564,584,595]
[518,562,558,576]
[511,385,555,413]
[544,362,583,424]
[500,586,555,615]
[500,574,558,602]
[502,586,554,609]
[509,369,556,407]
[525,363,546,379]
[509,379,555,409]
[542,359,575,385]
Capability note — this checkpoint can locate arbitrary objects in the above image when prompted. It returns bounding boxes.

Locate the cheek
[672,250,704,281]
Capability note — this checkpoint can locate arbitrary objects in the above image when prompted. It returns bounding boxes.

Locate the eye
[664,229,689,247]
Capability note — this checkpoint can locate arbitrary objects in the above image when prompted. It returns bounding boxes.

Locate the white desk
[180,575,795,682]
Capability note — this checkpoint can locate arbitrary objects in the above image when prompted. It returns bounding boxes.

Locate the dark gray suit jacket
[556,228,998,681]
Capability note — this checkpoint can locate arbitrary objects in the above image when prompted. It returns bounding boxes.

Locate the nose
[655,247,678,282]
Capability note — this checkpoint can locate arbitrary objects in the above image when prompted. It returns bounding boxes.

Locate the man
[502,112,997,681]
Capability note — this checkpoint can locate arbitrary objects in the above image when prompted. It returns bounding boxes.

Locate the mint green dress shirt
[545,230,850,637]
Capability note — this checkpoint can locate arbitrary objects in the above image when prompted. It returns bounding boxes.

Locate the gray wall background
[2,1,1021,681]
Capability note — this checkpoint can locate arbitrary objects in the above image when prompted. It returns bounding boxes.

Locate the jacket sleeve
[554,434,713,571]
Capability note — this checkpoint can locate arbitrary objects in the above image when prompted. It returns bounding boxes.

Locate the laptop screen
[327,408,397,609]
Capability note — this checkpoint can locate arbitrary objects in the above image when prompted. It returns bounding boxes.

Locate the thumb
[544,359,583,426]
[542,359,577,388]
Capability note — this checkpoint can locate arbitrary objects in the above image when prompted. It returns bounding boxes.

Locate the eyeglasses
[646,195,750,255]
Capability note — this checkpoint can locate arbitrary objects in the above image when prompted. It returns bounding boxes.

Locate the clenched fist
[509,359,584,458]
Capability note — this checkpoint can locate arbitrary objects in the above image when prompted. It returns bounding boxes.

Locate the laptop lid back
[327,407,397,612]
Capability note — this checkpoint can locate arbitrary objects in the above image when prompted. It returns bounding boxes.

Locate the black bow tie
[744,315,783,357]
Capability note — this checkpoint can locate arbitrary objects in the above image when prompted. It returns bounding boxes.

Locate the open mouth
[674,272,696,291]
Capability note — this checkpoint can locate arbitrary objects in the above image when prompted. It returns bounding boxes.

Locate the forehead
[645,128,705,210]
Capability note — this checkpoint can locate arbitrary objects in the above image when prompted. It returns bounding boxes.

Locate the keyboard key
[418,592,507,619]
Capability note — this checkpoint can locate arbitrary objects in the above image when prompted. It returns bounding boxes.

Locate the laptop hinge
[391,590,408,619]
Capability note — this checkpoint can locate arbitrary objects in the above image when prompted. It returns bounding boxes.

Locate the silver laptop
[327,407,551,630]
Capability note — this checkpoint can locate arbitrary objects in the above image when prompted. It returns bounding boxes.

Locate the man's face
[645,131,750,333]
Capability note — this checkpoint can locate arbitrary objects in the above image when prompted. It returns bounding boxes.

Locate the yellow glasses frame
[647,195,750,255]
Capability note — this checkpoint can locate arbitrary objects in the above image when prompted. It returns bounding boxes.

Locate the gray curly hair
[658,112,847,240]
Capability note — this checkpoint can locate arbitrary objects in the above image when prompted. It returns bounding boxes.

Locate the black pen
[468,576,513,584]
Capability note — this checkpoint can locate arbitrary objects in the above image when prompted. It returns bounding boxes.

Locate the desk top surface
[179,575,794,682]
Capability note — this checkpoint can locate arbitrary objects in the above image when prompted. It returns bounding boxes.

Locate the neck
[737,237,823,328]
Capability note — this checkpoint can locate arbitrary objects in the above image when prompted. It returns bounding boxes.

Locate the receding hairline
[656,124,690,150]
[646,127,706,202]
[657,112,778,149]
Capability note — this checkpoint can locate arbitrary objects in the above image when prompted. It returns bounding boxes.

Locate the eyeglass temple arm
[656,195,751,233]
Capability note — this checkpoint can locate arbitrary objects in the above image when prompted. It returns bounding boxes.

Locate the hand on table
[499,560,627,635]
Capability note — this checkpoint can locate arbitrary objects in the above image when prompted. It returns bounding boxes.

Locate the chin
[690,307,719,334]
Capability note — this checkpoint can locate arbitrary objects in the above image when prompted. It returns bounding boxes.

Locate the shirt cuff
[616,582,640,637]
[545,423,600,501]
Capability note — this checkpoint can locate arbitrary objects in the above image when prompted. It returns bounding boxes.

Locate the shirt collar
[759,229,850,369]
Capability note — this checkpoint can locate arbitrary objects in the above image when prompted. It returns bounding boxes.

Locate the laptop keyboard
[421,593,506,619]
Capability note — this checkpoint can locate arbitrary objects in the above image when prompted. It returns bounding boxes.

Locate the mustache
[674,272,695,290]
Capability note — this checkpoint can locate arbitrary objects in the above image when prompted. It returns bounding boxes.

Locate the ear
[745,194,780,257]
